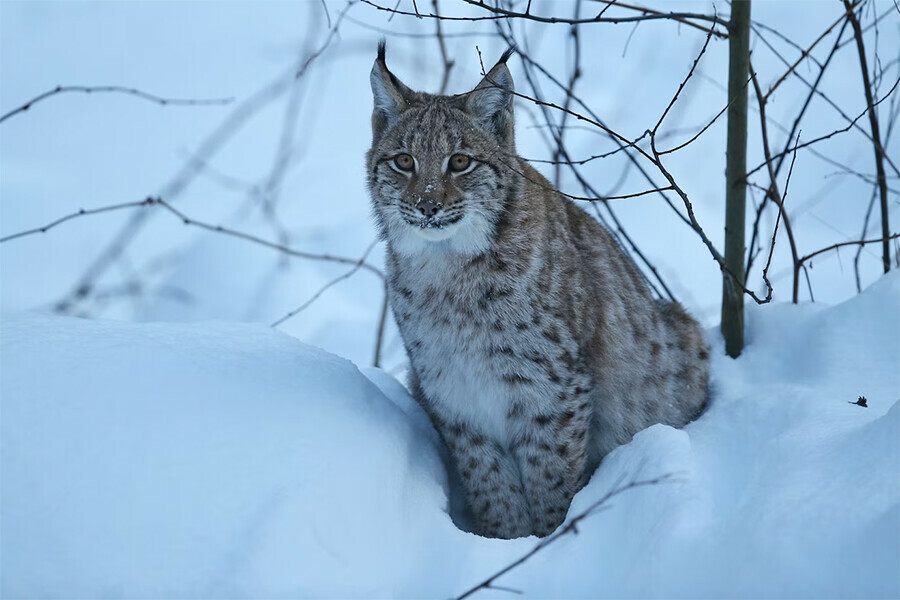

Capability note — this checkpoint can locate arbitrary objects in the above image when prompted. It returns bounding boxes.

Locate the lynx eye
[448,153,472,173]
[393,153,415,172]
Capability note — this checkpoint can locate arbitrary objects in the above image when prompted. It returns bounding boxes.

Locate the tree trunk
[721,0,751,358]
[843,0,891,274]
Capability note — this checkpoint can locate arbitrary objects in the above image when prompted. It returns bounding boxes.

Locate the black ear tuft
[498,46,516,64]
[370,41,414,139]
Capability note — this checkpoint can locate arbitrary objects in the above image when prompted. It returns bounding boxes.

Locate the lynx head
[366,43,518,256]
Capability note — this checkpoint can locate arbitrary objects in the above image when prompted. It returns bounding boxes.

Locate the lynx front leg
[441,421,534,539]
[509,387,592,537]
[408,372,534,538]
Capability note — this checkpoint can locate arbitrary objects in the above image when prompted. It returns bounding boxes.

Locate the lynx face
[366,44,517,256]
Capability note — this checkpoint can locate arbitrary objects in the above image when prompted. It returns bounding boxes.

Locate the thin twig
[373,283,391,368]
[764,1,860,101]
[271,240,379,327]
[800,232,900,266]
[320,0,333,28]
[0,85,233,125]
[453,473,675,600]
[745,74,900,180]
[432,0,455,94]
[344,14,497,38]
[360,0,727,38]
[855,188,881,292]
[750,65,801,302]
[0,197,384,278]
[502,29,675,300]
[652,20,715,135]
[745,16,850,277]
[54,1,358,314]
[835,1,899,49]
[553,0,583,187]
[0,199,154,243]
[500,47,773,304]
[153,198,383,277]
[502,41,692,229]
[658,74,750,156]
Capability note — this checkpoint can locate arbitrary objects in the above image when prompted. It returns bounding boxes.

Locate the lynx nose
[417,200,441,218]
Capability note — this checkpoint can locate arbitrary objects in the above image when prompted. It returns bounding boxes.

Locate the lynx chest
[389,258,564,445]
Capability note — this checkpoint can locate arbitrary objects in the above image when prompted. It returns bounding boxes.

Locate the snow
[3,272,898,598]
[2,0,899,596]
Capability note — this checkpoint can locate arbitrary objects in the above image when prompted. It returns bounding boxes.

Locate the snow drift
[2,273,898,598]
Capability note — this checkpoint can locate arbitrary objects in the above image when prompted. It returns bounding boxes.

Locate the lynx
[366,43,709,539]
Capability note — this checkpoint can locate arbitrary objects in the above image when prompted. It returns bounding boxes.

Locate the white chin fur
[414,224,460,241]
[391,214,493,257]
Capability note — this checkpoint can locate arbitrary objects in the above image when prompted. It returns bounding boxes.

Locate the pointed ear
[466,50,515,144]
[370,41,413,138]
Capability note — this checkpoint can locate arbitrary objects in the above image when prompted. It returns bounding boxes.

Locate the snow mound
[0,317,449,597]
[2,273,898,598]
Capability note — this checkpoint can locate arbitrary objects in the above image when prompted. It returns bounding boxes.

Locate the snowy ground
[2,1,899,597]
[3,272,897,598]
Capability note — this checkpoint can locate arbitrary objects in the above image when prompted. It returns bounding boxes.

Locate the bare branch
[658,74,750,156]
[54,2,357,314]
[746,74,900,180]
[271,240,380,327]
[500,33,774,304]
[499,33,677,301]
[453,473,676,600]
[502,41,693,229]
[344,14,497,38]
[0,197,384,278]
[432,0,456,94]
[360,0,728,38]
[763,2,860,101]
[373,283,391,368]
[835,1,899,50]
[855,187,881,292]
[652,19,715,134]
[0,85,233,125]
[553,0,583,187]
[152,198,383,277]
[750,66,802,303]
[0,199,154,243]
[745,16,850,277]
[596,186,675,201]
[800,233,900,266]
[498,41,778,306]
[296,0,356,79]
